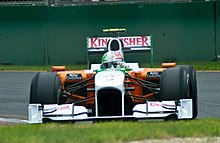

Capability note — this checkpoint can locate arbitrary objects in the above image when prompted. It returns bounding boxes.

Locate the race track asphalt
[0,71,219,120]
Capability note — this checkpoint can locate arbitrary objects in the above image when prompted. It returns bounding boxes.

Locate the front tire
[30,72,61,104]
[160,67,189,100]
[177,65,198,119]
[160,66,198,119]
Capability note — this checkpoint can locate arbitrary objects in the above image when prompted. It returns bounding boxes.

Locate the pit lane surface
[0,71,219,120]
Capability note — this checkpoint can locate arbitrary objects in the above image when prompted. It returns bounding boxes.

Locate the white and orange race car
[28,28,197,123]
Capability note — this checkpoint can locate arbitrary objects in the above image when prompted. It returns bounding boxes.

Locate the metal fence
[0,0,48,5]
[53,0,217,6]
[0,0,217,6]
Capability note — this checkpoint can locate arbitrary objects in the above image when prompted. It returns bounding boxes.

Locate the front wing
[28,99,192,123]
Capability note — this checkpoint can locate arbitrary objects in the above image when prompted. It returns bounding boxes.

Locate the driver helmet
[101,51,124,64]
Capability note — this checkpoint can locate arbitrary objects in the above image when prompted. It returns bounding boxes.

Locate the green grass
[0,119,220,143]
[0,61,220,71]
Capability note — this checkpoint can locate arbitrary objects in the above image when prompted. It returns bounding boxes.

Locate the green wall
[0,7,47,65]
[217,1,220,60]
[0,1,219,65]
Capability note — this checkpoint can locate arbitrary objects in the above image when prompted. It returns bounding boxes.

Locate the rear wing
[87,34,153,67]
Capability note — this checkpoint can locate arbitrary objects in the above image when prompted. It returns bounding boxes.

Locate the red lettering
[58,106,70,110]
[98,39,101,47]
[101,39,108,47]
[89,36,150,48]
[97,38,107,47]
[150,103,162,107]
[90,38,97,48]
[141,36,148,46]
[136,37,141,46]
[129,38,135,45]
[123,38,129,46]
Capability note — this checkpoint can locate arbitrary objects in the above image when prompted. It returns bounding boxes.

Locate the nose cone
[95,70,124,91]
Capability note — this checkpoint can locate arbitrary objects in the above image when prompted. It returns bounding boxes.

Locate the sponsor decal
[44,105,71,114]
[57,105,71,111]
[149,103,176,108]
[147,71,162,78]
[87,36,151,48]
[150,103,162,107]
[66,73,82,80]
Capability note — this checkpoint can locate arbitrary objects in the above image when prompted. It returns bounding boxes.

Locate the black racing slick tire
[30,72,62,104]
[177,65,198,119]
[160,67,189,100]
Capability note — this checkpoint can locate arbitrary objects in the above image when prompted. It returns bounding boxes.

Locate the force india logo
[87,36,151,48]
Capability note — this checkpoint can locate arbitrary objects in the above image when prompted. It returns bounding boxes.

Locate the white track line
[0,118,28,124]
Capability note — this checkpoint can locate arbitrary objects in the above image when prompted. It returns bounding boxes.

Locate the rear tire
[30,72,61,104]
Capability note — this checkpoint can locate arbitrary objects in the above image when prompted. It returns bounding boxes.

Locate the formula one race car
[28,28,198,123]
